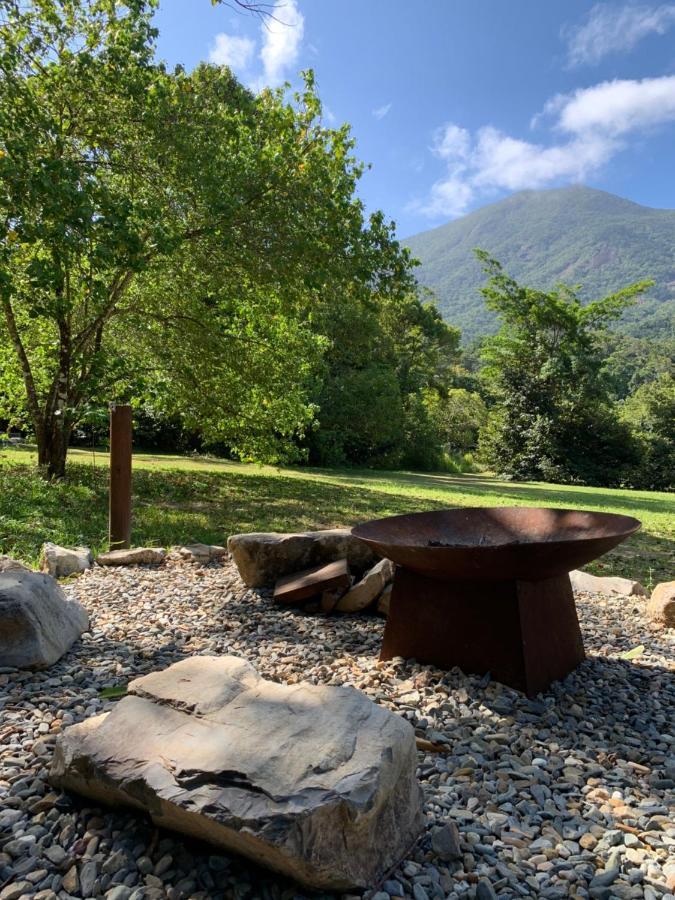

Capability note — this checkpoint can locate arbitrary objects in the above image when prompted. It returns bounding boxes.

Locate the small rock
[335,558,395,613]
[40,543,93,578]
[646,581,675,627]
[97,547,166,567]
[79,859,98,896]
[570,570,646,597]
[176,544,227,563]
[0,883,32,900]
[430,822,462,861]
[62,865,79,894]
[0,555,29,573]
[476,878,498,900]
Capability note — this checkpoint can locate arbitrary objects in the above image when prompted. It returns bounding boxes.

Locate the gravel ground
[1,558,674,900]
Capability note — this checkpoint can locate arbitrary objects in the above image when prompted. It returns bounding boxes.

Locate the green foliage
[602,332,675,400]
[475,252,650,486]
[621,373,675,490]
[0,0,416,476]
[305,287,461,469]
[404,185,675,344]
[426,387,487,455]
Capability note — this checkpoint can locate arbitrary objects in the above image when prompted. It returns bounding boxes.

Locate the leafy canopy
[475,250,652,485]
[0,0,417,473]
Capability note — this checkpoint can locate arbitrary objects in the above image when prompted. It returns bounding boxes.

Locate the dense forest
[1,0,672,491]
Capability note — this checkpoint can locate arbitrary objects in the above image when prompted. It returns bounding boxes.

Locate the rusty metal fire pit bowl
[352,507,641,696]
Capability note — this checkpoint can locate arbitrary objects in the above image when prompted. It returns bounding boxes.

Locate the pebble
[0,560,672,900]
[430,822,462,861]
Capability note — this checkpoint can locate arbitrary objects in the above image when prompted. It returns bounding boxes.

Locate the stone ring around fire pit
[352,507,641,697]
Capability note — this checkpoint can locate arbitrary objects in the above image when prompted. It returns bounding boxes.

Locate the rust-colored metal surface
[109,404,132,551]
[352,507,641,581]
[353,507,640,696]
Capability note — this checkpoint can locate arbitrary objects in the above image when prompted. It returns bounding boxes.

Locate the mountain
[403,186,675,343]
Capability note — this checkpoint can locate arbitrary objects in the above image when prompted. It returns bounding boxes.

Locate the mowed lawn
[1,446,673,587]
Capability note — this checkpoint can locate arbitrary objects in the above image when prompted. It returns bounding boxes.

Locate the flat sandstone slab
[273,558,351,606]
[50,656,423,891]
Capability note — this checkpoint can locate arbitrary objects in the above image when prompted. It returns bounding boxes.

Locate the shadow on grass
[1,460,672,585]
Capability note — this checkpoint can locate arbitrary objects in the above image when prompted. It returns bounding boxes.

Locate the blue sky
[154,1,675,238]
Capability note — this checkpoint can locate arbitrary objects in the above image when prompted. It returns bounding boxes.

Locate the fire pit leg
[380,568,585,696]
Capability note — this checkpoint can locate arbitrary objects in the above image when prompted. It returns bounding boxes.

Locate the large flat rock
[0,571,89,669]
[570,569,646,597]
[227,529,378,588]
[50,656,423,891]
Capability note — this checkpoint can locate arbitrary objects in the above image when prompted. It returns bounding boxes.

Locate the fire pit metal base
[380,568,585,696]
[353,507,641,696]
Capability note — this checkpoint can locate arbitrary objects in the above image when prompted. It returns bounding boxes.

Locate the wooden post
[109,403,132,550]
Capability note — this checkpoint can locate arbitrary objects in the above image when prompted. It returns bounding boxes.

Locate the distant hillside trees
[474,251,654,487]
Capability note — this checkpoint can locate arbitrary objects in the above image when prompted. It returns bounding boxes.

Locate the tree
[426,388,487,456]
[621,373,675,490]
[0,0,415,476]
[475,251,650,485]
[305,286,460,468]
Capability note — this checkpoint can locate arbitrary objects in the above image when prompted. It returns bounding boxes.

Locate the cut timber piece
[50,655,423,891]
[274,559,351,607]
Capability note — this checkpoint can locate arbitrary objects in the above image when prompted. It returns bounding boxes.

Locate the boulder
[97,547,166,567]
[227,529,378,588]
[377,583,393,616]
[174,543,228,563]
[51,655,423,891]
[0,570,89,669]
[0,555,29,573]
[570,569,646,597]
[646,581,675,627]
[335,558,395,613]
[40,542,93,578]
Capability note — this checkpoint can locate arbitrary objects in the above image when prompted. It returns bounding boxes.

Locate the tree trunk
[36,417,71,479]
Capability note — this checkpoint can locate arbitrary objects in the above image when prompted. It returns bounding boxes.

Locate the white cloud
[431,123,470,160]
[564,2,675,67]
[208,32,255,70]
[258,0,304,87]
[553,75,675,135]
[415,75,675,219]
[372,102,392,121]
[419,174,475,219]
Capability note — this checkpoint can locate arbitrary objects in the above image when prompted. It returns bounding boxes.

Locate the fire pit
[352,507,640,696]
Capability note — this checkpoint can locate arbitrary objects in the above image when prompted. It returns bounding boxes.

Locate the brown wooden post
[109,403,132,550]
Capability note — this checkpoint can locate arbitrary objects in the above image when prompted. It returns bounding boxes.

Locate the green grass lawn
[1,445,672,587]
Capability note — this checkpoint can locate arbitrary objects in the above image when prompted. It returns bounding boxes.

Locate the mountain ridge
[403,186,675,343]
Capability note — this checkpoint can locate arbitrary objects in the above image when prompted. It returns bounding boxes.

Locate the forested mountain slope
[404,186,675,342]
